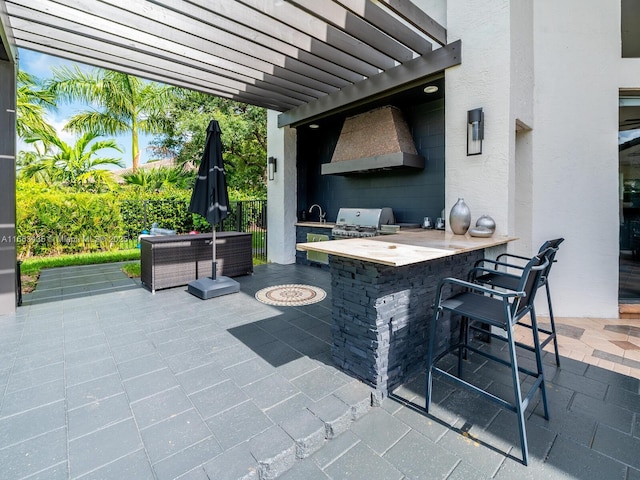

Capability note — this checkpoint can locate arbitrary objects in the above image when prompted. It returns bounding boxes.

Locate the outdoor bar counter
[296,230,516,397]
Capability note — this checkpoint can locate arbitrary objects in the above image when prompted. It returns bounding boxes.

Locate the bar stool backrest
[537,238,564,280]
[511,248,555,320]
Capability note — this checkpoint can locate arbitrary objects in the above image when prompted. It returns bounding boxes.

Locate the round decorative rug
[255,284,326,306]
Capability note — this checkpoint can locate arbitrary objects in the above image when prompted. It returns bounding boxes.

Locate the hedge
[120,191,195,240]
[15,183,212,258]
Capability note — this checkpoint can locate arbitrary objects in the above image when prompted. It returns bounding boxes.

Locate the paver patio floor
[1,262,639,479]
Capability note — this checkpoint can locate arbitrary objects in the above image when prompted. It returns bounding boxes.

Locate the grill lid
[334,208,395,228]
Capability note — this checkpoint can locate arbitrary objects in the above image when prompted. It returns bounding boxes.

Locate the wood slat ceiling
[3,0,448,114]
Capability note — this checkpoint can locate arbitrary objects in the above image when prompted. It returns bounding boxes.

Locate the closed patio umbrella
[187,120,240,299]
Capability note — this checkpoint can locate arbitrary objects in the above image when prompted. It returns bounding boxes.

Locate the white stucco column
[445,1,515,237]
[266,110,297,264]
[531,0,620,318]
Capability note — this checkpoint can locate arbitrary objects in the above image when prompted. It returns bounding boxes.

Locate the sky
[18,48,155,169]
[23,47,640,157]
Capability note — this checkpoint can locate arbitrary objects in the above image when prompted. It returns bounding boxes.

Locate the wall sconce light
[268,156,277,181]
[467,108,484,156]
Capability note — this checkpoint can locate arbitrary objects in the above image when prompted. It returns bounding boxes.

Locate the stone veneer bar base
[330,250,484,396]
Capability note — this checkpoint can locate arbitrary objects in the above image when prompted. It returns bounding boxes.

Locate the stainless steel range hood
[321,106,425,176]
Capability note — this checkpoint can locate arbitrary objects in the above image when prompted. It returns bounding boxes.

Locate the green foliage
[15,175,267,258]
[119,189,195,239]
[16,70,57,139]
[19,130,124,192]
[121,261,141,278]
[16,181,125,257]
[122,165,195,191]
[150,92,267,196]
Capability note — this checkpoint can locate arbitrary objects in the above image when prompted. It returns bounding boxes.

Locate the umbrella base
[187,276,240,299]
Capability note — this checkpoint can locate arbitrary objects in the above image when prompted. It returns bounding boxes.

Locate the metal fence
[220,200,267,262]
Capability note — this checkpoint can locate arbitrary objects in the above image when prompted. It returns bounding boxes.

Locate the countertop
[296,229,517,267]
[295,222,336,228]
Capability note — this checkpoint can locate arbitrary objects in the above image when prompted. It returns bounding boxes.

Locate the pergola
[0,0,459,123]
[0,0,461,314]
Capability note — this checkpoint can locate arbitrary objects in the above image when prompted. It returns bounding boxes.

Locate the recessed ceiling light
[309,124,320,129]
[423,85,439,94]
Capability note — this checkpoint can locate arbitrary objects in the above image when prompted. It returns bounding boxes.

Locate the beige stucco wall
[444,0,629,317]
[413,0,446,25]
[511,2,535,257]
[531,0,621,317]
[266,110,297,264]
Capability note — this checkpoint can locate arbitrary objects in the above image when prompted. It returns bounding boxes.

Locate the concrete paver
[1,262,639,479]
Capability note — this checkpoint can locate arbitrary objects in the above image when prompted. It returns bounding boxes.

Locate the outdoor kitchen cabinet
[295,222,334,270]
[140,232,253,293]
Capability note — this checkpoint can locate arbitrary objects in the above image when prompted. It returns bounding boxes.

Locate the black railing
[220,200,267,262]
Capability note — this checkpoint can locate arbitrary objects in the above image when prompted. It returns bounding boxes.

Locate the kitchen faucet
[309,204,326,223]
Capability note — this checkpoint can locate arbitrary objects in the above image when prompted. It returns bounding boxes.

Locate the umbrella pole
[211,225,217,280]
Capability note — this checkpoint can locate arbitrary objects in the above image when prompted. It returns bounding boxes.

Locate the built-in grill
[331,208,395,239]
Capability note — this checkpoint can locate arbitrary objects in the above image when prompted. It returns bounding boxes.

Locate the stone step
[201,381,375,480]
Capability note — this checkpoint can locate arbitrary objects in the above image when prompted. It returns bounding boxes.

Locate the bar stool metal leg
[544,280,561,367]
[529,309,550,420]
[505,323,529,466]
[425,305,441,413]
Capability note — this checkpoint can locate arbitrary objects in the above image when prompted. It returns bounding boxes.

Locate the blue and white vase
[449,198,471,235]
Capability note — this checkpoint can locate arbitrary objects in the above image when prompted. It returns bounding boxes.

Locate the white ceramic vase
[449,198,471,235]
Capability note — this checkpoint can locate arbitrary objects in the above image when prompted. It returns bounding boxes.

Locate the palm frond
[47,65,104,104]
[65,112,129,136]
[89,157,125,169]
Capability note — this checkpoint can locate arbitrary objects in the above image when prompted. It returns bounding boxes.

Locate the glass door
[619,95,640,301]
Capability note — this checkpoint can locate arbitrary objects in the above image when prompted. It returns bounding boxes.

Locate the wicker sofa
[140,232,253,293]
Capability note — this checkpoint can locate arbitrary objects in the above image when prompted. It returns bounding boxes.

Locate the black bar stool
[471,238,564,366]
[426,247,556,466]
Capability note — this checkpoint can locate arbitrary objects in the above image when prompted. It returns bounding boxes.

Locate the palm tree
[122,165,194,191]
[46,66,176,172]
[16,70,56,140]
[20,131,124,192]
